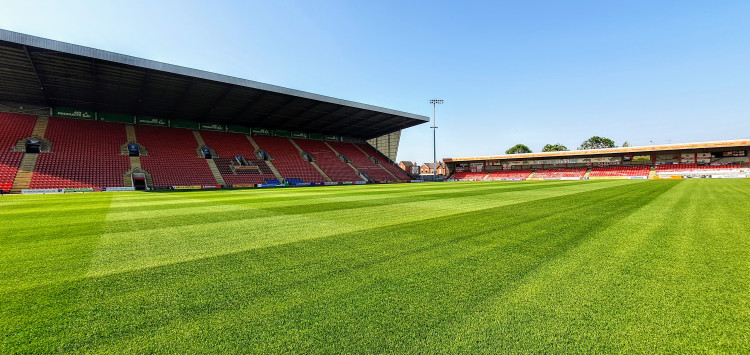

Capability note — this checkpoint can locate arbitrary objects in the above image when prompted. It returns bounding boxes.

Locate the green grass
[1,180,749,353]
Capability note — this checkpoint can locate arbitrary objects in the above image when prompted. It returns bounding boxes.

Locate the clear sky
[2,0,750,163]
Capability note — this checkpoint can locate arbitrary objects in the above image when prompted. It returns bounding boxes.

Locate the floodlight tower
[429,99,443,180]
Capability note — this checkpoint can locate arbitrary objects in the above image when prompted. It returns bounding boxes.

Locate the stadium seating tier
[327,141,394,181]
[656,163,742,173]
[0,112,36,192]
[291,139,361,182]
[252,136,326,183]
[452,171,489,180]
[355,143,411,180]
[531,168,588,179]
[200,130,277,186]
[30,117,130,190]
[485,170,533,180]
[590,166,650,177]
[136,125,218,187]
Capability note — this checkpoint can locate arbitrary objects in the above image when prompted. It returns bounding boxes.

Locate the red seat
[0,112,38,191]
[137,125,217,187]
[252,136,328,183]
[29,117,130,190]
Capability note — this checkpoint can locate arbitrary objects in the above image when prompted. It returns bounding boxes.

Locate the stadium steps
[288,138,333,182]
[122,171,132,187]
[584,168,592,179]
[324,142,367,181]
[361,144,411,180]
[125,125,138,142]
[10,153,38,193]
[122,167,153,188]
[205,159,227,186]
[527,171,535,179]
[246,136,284,182]
[192,131,225,186]
[649,166,657,178]
[9,115,49,193]
[192,131,207,147]
[191,131,218,159]
[352,144,399,180]
[121,126,149,156]
[129,156,142,170]
[122,125,148,187]
[12,140,24,152]
[30,116,49,137]
[14,116,52,152]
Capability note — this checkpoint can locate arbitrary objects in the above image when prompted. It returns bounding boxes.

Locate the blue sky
[3,0,750,163]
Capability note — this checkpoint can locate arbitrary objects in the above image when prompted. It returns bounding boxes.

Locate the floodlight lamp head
[429,99,444,104]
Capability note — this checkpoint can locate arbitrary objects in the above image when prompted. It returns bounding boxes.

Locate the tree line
[505,136,631,154]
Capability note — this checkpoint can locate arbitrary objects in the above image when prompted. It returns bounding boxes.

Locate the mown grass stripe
[85,180,636,278]
[1,180,748,353]
[59,181,669,353]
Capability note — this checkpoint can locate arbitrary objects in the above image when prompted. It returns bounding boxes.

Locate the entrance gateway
[25,139,41,153]
[132,173,147,191]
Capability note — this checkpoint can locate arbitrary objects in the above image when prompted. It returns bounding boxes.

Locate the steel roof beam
[255,96,299,128]
[91,58,100,111]
[231,92,268,121]
[22,46,50,108]
[169,78,196,118]
[199,85,234,122]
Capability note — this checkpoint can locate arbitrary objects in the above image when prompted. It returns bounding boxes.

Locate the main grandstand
[445,140,750,181]
[0,29,428,193]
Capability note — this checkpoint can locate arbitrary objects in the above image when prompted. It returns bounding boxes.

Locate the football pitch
[1,179,749,353]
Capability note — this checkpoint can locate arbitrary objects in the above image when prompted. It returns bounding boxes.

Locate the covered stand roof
[445,139,750,163]
[0,29,428,139]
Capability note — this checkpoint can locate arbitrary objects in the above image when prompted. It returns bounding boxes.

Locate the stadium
[445,139,750,181]
[0,30,426,194]
[2,27,750,354]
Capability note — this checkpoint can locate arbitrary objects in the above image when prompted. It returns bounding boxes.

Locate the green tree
[506,144,532,154]
[578,136,616,150]
[542,143,568,152]
[622,141,631,147]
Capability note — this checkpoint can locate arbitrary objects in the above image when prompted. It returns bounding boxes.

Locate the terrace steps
[30,116,49,137]
[192,131,225,186]
[324,142,367,181]
[353,144,398,180]
[129,156,142,170]
[378,162,399,180]
[14,116,52,152]
[122,126,147,187]
[192,130,207,147]
[288,138,332,182]
[9,114,47,193]
[10,153,38,193]
[125,125,138,142]
[192,131,218,158]
[121,127,148,159]
[246,136,284,182]
[206,159,227,186]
